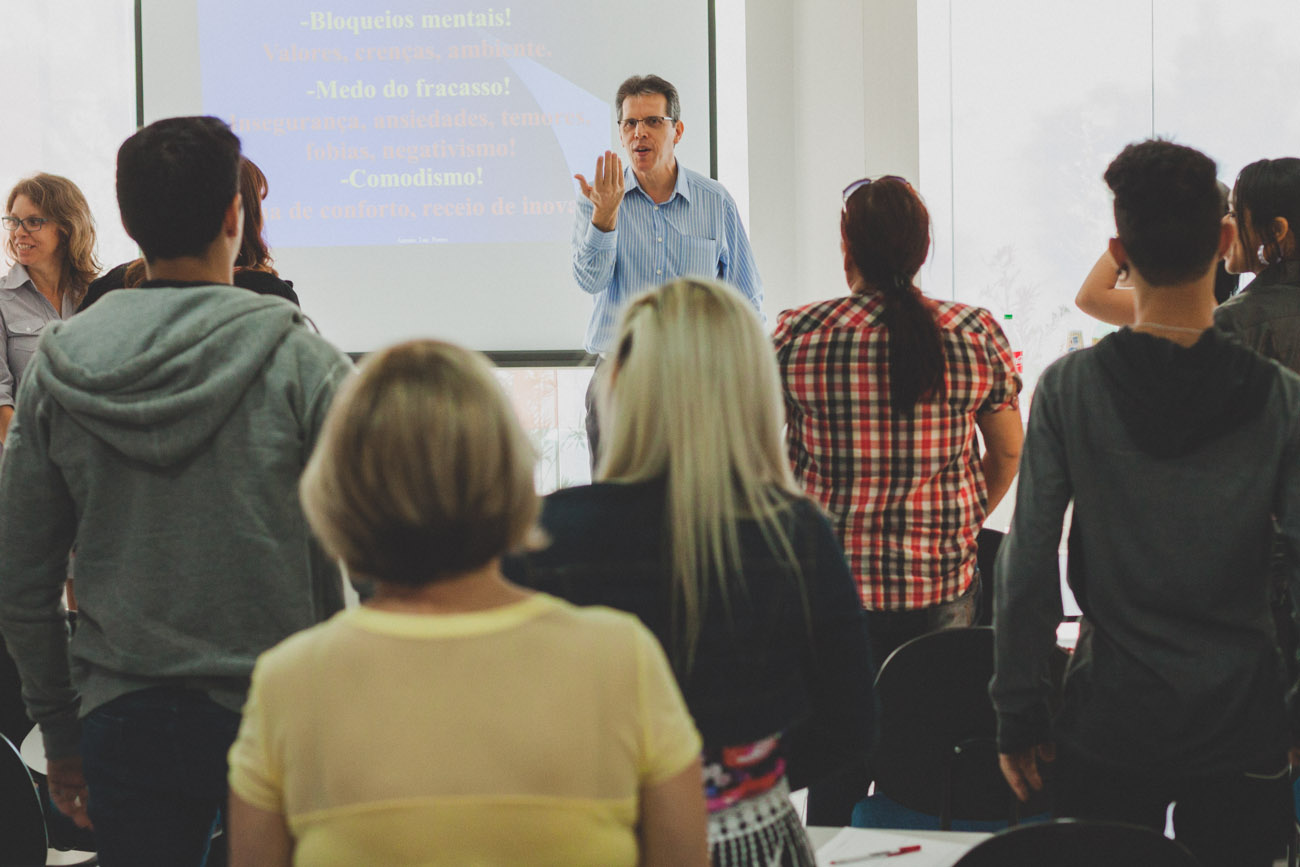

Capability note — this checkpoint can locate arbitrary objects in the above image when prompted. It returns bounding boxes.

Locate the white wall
[745,0,920,318]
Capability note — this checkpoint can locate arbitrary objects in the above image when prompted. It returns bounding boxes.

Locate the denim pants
[80,686,241,867]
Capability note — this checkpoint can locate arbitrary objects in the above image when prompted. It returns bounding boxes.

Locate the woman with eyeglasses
[506,278,876,867]
[774,177,1023,822]
[1,173,99,443]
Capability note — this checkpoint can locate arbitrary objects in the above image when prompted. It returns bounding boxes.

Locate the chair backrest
[871,626,1063,825]
[0,732,47,867]
[953,818,1200,866]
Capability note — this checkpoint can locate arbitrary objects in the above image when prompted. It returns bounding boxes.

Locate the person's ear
[224,193,244,240]
[1107,236,1129,274]
[1217,219,1235,259]
[841,233,863,289]
[673,120,684,145]
[1272,216,1293,256]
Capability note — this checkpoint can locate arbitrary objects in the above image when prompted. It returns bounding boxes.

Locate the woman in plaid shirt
[775,178,1022,824]
[775,176,1024,667]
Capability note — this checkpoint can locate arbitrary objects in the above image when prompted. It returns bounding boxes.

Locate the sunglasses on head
[842,175,911,207]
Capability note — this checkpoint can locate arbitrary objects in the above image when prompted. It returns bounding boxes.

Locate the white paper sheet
[815,827,973,867]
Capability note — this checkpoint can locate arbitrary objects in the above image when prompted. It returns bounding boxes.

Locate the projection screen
[140,1,715,353]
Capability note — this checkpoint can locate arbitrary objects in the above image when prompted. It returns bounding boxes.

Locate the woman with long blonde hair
[506,278,876,867]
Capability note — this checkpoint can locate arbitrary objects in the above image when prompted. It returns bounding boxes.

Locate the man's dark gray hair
[614,75,681,122]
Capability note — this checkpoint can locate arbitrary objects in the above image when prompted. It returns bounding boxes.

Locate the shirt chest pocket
[6,318,48,362]
[675,236,720,280]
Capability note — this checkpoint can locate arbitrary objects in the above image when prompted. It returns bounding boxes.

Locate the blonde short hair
[301,340,538,586]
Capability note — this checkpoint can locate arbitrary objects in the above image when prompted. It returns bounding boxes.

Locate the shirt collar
[625,159,691,204]
[0,263,32,292]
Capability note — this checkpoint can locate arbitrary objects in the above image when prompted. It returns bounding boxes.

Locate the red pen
[830,844,922,864]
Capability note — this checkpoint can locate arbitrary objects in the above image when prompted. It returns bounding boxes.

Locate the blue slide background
[197,2,609,247]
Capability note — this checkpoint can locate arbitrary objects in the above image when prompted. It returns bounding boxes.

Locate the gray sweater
[0,284,353,758]
[992,327,1300,776]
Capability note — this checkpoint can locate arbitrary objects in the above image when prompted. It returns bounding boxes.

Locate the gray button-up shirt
[0,264,77,409]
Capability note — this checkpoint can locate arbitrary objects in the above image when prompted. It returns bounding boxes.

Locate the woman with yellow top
[225,340,708,866]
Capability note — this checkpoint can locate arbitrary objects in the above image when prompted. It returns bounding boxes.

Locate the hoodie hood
[1093,326,1278,459]
[32,285,301,468]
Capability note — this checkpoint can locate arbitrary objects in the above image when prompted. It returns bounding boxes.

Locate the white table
[20,723,46,775]
[809,826,991,866]
[808,827,991,847]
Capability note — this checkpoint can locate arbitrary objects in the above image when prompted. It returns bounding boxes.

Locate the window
[1,3,137,269]
[919,0,1300,397]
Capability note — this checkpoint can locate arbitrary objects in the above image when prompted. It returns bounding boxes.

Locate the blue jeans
[81,687,241,867]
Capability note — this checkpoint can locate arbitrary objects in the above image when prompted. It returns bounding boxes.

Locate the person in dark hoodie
[991,139,1300,867]
[0,116,352,865]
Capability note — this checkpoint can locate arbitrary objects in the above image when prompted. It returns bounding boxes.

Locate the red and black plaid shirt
[774,294,1021,611]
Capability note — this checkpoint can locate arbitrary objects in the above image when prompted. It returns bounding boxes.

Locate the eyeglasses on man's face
[2,215,50,233]
[619,116,675,134]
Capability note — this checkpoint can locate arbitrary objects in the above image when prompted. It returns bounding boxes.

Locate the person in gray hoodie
[0,116,353,866]
[991,140,1300,866]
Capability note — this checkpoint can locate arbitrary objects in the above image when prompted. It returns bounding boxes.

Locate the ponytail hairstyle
[841,176,942,415]
[597,278,808,672]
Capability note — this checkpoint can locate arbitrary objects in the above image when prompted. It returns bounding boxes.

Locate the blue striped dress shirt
[571,161,763,354]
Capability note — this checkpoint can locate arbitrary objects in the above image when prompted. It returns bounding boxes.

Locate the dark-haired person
[776,177,1022,663]
[0,116,352,865]
[993,140,1299,866]
[572,73,761,462]
[78,157,299,311]
[1,173,100,443]
[1216,157,1300,369]
[774,175,1022,823]
[1214,156,1300,804]
[228,340,708,867]
[1075,180,1239,325]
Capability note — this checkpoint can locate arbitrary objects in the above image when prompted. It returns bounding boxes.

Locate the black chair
[868,626,1066,830]
[0,732,48,867]
[952,818,1199,866]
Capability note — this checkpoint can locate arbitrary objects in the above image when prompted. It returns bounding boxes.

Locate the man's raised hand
[575,150,625,232]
